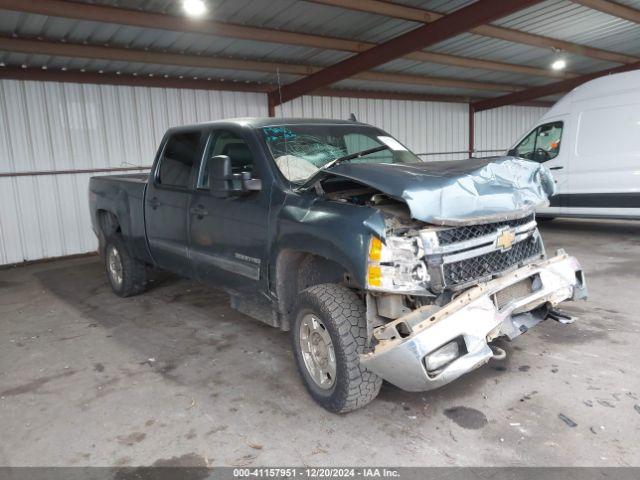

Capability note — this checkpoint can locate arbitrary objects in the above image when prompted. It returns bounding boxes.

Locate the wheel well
[97,210,121,256]
[274,250,352,331]
[98,210,121,237]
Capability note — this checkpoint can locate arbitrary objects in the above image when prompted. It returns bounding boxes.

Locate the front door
[145,129,205,277]
[189,128,270,294]
[510,119,567,215]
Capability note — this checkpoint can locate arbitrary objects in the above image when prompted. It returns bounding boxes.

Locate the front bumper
[360,251,587,392]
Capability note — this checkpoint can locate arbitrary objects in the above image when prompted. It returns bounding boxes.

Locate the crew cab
[89,118,587,413]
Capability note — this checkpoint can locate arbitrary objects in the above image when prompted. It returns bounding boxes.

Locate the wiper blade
[297,145,389,190]
[321,145,389,171]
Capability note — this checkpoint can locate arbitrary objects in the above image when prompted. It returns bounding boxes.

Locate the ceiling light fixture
[551,59,566,71]
[182,0,206,17]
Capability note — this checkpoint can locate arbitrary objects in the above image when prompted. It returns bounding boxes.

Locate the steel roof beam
[572,0,640,24]
[0,36,525,94]
[0,66,495,104]
[472,61,640,111]
[271,0,546,106]
[0,67,555,108]
[309,0,640,64]
[0,0,572,80]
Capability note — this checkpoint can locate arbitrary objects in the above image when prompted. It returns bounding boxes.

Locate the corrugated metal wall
[474,105,549,154]
[0,81,546,265]
[0,80,267,265]
[277,96,548,159]
[276,96,471,161]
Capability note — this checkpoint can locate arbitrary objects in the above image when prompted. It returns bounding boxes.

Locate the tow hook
[548,308,575,324]
[489,344,507,360]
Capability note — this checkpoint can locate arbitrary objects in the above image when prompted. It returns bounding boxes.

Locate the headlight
[366,235,429,293]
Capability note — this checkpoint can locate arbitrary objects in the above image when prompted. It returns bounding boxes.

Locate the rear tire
[291,284,382,413]
[104,235,147,297]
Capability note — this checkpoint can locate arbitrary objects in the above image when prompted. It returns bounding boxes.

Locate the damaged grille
[436,214,535,246]
[442,236,543,288]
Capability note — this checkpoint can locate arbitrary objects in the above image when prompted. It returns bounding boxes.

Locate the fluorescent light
[551,59,566,71]
[182,0,206,17]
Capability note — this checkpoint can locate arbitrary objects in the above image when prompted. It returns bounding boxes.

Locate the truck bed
[98,172,149,183]
[89,173,151,263]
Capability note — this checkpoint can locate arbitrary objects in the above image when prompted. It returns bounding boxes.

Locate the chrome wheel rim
[299,314,337,390]
[106,245,123,288]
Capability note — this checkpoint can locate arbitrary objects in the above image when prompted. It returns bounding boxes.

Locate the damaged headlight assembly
[366,235,430,294]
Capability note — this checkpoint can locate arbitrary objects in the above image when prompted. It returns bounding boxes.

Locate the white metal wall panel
[474,105,549,155]
[0,82,547,265]
[0,79,267,265]
[276,95,470,161]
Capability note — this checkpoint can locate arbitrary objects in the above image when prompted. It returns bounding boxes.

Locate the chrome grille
[436,214,535,246]
[442,236,543,288]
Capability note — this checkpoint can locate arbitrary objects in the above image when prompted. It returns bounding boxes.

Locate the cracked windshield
[262,124,422,183]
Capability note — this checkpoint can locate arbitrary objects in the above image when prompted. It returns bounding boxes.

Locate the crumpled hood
[321,157,556,226]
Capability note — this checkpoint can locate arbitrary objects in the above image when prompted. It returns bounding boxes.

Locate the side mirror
[208,155,262,197]
[240,171,262,192]
[209,155,232,198]
[507,149,517,157]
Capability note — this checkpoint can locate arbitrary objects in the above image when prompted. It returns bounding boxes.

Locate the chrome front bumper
[360,251,587,392]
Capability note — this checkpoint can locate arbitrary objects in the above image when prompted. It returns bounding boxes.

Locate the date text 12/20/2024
[233,468,400,478]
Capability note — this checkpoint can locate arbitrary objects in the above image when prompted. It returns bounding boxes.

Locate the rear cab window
[512,121,563,163]
[156,131,204,189]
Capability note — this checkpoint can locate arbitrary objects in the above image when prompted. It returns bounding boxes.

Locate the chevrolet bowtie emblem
[496,228,516,250]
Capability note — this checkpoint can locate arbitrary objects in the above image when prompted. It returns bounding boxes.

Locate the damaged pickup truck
[89,118,587,413]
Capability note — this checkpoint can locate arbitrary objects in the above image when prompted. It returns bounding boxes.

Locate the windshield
[261,124,422,183]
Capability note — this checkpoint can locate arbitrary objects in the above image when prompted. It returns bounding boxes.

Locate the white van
[507,70,640,219]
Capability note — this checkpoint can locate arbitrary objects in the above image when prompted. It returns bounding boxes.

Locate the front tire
[104,235,147,297]
[291,284,382,413]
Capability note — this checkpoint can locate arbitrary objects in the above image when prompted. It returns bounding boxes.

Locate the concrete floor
[1,219,639,467]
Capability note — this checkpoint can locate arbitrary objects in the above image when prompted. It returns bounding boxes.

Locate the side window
[198,130,256,189]
[512,129,537,159]
[157,131,203,188]
[512,122,563,163]
[535,122,563,161]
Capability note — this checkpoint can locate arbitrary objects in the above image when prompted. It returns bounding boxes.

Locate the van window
[158,131,203,188]
[577,104,640,156]
[512,121,563,163]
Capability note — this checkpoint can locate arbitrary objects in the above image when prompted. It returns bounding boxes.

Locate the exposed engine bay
[321,176,545,304]
[315,175,585,392]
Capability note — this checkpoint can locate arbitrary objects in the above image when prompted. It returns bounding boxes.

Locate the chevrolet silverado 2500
[89,118,587,412]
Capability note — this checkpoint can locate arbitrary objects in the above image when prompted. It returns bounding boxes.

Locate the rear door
[145,129,205,277]
[189,127,270,294]
[510,119,568,215]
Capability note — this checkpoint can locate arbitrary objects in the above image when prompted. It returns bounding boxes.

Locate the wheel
[104,235,147,297]
[291,284,382,413]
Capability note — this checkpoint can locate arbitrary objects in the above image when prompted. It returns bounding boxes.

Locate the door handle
[148,197,161,209]
[549,166,564,170]
[190,205,209,218]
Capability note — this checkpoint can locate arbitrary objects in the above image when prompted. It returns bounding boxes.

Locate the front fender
[271,199,386,288]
